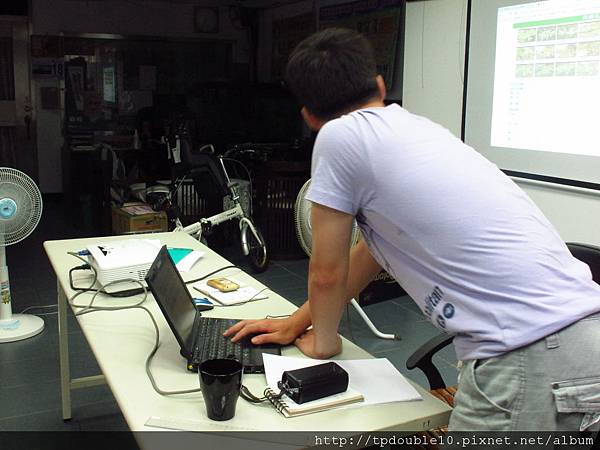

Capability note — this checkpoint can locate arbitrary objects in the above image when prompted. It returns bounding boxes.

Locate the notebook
[193,279,268,305]
[263,355,364,418]
[264,386,364,418]
[263,354,422,415]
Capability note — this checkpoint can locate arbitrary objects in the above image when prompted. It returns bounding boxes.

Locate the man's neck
[357,99,386,110]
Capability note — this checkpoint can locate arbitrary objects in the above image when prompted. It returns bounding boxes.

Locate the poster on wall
[319,0,403,89]
[272,12,316,80]
[103,67,116,104]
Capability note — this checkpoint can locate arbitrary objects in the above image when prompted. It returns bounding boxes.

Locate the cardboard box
[112,203,168,234]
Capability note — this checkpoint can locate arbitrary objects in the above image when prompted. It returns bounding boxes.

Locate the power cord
[66,252,199,395]
[184,265,239,285]
[68,273,201,396]
[19,305,58,316]
[196,287,272,308]
[64,252,272,398]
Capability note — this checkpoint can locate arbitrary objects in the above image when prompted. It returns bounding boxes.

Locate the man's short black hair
[285,28,379,121]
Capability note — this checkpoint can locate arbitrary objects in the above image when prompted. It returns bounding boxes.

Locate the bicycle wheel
[242,224,269,273]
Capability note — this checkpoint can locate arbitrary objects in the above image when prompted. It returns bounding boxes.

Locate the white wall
[402,0,466,137]
[402,0,600,246]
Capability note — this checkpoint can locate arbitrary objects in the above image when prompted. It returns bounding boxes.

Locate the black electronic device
[145,246,281,373]
[277,362,349,404]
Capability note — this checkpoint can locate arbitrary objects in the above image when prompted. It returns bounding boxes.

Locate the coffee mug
[199,358,243,421]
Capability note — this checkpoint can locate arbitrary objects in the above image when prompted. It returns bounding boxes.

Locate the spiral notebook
[263,354,421,418]
[264,386,364,418]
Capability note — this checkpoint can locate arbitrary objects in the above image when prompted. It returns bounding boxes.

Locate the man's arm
[225,204,382,353]
[299,203,353,357]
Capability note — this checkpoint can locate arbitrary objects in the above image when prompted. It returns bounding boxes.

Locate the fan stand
[0,247,45,343]
[349,298,399,340]
[0,315,45,343]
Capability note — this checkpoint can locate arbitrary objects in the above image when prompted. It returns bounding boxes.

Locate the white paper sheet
[262,354,422,407]
[175,250,204,272]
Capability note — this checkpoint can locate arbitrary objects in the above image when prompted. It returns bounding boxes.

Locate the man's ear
[301,107,326,131]
[376,75,386,101]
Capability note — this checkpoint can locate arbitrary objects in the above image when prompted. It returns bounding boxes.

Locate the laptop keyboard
[192,317,252,365]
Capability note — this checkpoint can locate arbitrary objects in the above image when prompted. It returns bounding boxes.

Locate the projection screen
[464,0,600,186]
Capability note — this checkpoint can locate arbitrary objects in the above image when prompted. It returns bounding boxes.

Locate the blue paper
[168,247,193,264]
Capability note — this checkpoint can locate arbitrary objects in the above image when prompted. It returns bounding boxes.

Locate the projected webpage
[491,0,600,156]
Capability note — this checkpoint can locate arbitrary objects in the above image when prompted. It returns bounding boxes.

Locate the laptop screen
[145,246,195,353]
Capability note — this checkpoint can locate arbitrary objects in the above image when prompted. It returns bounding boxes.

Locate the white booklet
[193,279,268,305]
[262,354,422,411]
[264,385,364,418]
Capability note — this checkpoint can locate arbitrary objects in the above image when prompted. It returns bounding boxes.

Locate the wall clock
[194,7,219,34]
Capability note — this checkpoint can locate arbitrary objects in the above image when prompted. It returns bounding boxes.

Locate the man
[225,28,600,431]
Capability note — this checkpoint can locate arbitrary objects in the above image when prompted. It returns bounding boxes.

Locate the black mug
[199,358,243,421]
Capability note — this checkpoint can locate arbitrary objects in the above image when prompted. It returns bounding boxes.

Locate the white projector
[87,239,161,293]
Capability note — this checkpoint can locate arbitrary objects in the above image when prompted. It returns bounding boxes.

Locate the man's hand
[295,329,342,359]
[224,317,305,345]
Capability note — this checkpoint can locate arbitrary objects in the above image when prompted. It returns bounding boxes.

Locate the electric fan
[294,180,397,340]
[0,167,44,343]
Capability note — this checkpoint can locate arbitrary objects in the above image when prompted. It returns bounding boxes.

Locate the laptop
[145,245,281,373]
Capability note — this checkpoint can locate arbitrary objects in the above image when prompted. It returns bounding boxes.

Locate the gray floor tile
[0,380,62,419]
[0,379,115,420]
[274,286,308,306]
[392,294,416,305]
[274,258,309,274]
[34,289,59,306]
[259,274,306,293]
[0,322,91,364]
[7,287,40,309]
[2,349,101,390]
[251,264,293,282]
[75,400,129,431]
[0,409,82,431]
[38,311,82,336]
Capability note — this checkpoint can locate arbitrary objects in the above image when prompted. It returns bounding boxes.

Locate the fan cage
[0,167,43,246]
[294,179,360,257]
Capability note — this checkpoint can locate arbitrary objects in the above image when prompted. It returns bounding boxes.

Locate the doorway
[0,18,36,180]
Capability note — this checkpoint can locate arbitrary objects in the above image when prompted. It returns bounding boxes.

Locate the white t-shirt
[306,104,600,361]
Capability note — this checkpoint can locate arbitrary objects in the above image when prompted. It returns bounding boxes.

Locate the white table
[44,232,451,446]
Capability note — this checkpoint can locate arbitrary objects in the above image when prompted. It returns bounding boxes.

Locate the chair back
[566,242,600,285]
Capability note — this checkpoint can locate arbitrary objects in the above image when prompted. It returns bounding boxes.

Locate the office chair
[406,242,600,396]
[403,242,600,447]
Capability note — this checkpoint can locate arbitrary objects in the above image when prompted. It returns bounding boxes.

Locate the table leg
[58,281,72,421]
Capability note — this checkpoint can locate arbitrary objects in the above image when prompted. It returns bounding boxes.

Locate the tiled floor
[0,197,458,433]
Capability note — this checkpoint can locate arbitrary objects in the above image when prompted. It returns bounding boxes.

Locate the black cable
[184,265,239,285]
[68,262,145,297]
[67,252,98,294]
[240,385,268,403]
[69,264,95,292]
[239,385,283,404]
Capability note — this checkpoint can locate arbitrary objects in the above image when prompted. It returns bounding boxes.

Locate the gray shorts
[449,312,600,431]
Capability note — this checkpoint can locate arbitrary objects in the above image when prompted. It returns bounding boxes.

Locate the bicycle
[156,132,269,273]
